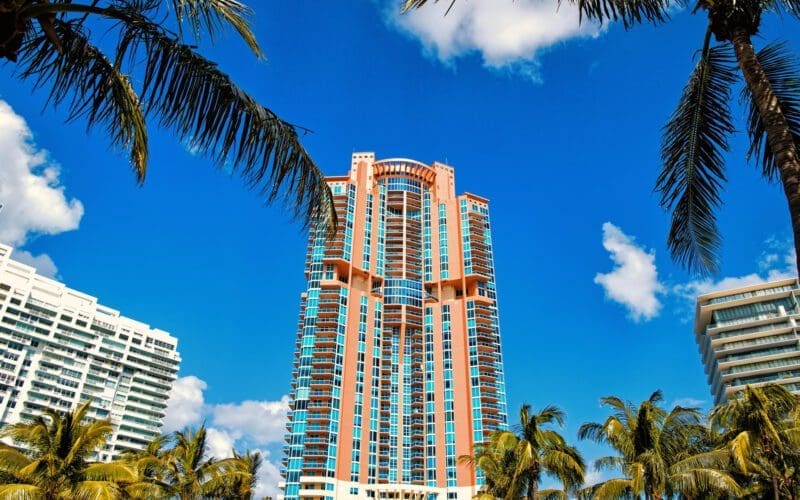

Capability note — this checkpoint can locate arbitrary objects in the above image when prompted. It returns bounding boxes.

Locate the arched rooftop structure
[372,158,437,185]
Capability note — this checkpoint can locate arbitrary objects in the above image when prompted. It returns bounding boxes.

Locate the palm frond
[743,42,800,182]
[16,19,148,181]
[169,0,264,57]
[401,0,458,15]
[560,0,676,28]
[83,462,136,482]
[774,0,800,17]
[72,480,122,500]
[591,477,634,500]
[657,42,737,275]
[110,6,335,232]
[0,484,42,500]
[0,447,32,473]
[668,467,742,497]
[538,489,567,500]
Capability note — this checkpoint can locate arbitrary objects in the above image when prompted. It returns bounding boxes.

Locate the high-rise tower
[280,154,509,499]
[693,278,800,404]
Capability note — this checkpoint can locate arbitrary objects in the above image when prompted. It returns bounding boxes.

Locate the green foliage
[461,404,585,499]
[0,404,260,499]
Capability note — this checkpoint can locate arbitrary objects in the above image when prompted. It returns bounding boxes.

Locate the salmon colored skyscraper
[279,153,509,499]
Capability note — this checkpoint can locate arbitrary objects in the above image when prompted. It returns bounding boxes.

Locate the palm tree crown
[0,400,135,499]
[462,404,585,500]
[710,384,800,499]
[579,390,740,499]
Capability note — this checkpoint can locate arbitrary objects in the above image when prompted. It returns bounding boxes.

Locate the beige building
[694,278,800,404]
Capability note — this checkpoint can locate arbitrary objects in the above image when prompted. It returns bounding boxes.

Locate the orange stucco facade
[281,154,508,500]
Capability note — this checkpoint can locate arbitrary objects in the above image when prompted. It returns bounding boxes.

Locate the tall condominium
[281,153,509,500]
[0,244,180,459]
[693,278,800,404]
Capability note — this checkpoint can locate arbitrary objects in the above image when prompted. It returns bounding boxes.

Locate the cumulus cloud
[0,100,84,247]
[255,455,283,499]
[674,240,797,303]
[11,249,58,278]
[595,222,665,322]
[163,375,207,432]
[163,376,289,496]
[386,0,601,80]
[211,397,290,444]
[205,427,236,460]
[584,465,612,486]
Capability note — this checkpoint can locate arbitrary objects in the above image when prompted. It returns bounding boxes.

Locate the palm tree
[205,449,262,499]
[166,425,257,500]
[403,0,800,275]
[0,400,135,499]
[459,431,523,499]
[119,434,174,498]
[579,390,740,499]
[1,0,335,231]
[710,384,800,499]
[463,404,585,500]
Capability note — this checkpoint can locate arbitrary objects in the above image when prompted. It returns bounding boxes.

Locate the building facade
[281,154,509,500]
[0,244,180,459]
[693,278,800,404]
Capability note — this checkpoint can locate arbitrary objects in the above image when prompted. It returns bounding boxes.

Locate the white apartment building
[694,278,800,404]
[0,243,180,460]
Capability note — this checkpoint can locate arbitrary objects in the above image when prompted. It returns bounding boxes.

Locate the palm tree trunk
[731,28,800,274]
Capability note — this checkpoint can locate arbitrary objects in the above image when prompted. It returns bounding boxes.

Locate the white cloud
[163,375,288,496]
[211,397,290,445]
[0,100,84,247]
[671,397,705,409]
[585,465,613,486]
[386,0,601,80]
[205,427,236,460]
[11,249,58,278]
[674,242,797,302]
[163,375,207,432]
[594,222,665,322]
[253,449,283,500]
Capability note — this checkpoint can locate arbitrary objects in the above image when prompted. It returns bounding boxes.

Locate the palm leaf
[561,0,676,28]
[111,6,335,231]
[71,481,122,500]
[590,477,634,499]
[14,2,335,232]
[401,0,458,15]
[657,41,737,275]
[743,42,800,182]
[169,0,264,57]
[16,19,148,181]
[0,484,43,500]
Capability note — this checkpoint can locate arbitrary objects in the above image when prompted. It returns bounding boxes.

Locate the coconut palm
[0,400,136,499]
[460,430,523,499]
[403,0,800,275]
[118,434,174,498]
[463,404,585,500]
[1,0,335,231]
[710,384,800,499]
[166,425,258,500]
[204,449,262,499]
[579,390,740,499]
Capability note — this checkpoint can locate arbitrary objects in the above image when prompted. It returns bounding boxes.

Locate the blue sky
[1,0,798,494]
